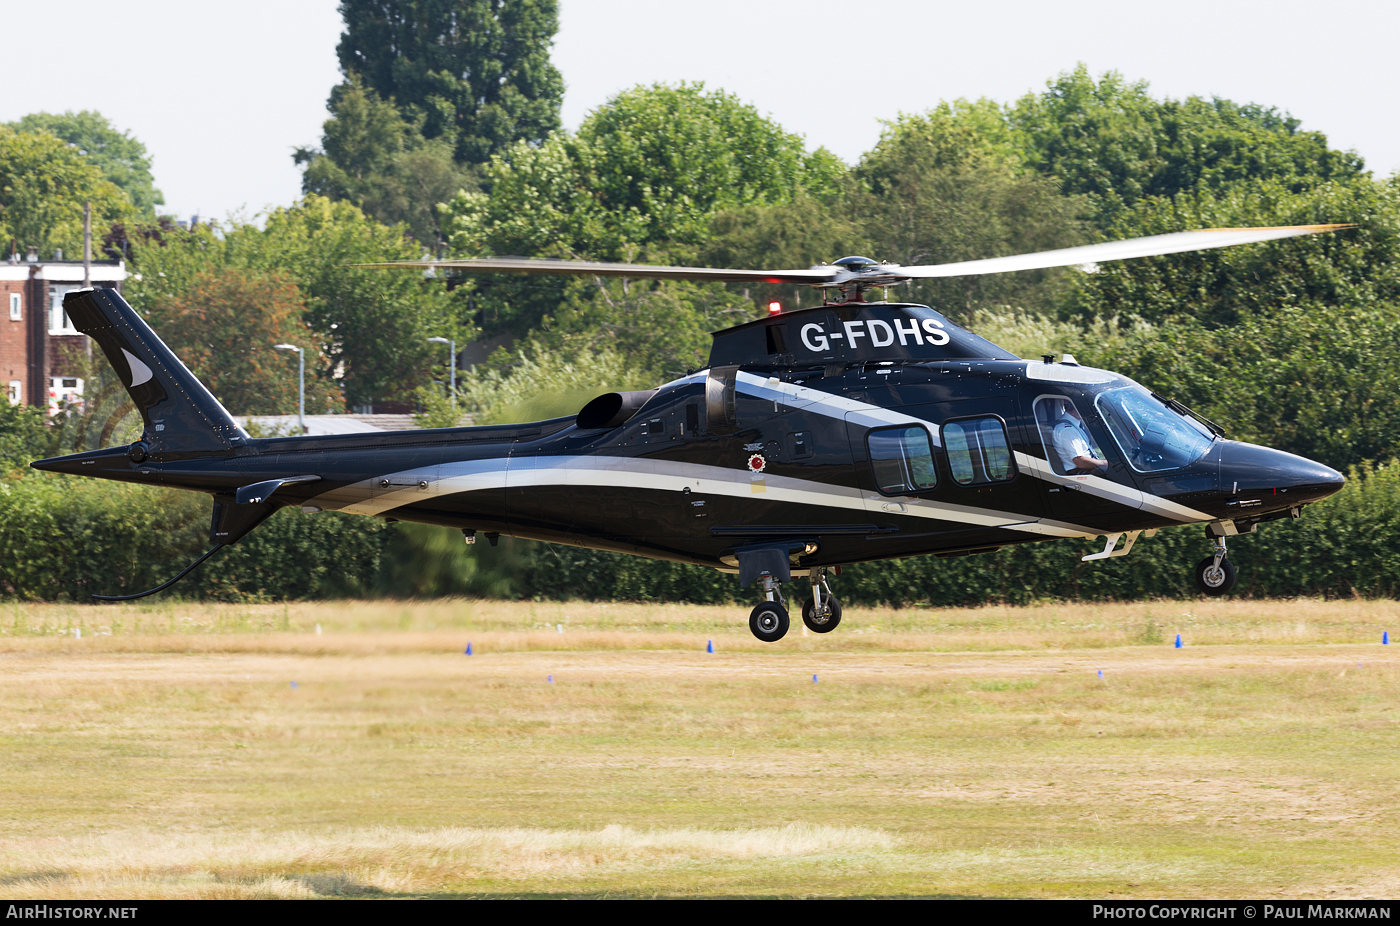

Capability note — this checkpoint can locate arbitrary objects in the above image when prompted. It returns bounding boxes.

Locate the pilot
[1051,399,1108,474]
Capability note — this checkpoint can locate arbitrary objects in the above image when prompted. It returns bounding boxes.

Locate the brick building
[0,250,126,412]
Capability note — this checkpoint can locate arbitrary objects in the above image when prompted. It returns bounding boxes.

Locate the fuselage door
[1025,389,1144,528]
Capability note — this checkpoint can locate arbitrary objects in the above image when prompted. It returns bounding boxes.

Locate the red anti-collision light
[767,301,781,315]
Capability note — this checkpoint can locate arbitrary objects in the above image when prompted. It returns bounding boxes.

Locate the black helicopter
[34,225,1347,641]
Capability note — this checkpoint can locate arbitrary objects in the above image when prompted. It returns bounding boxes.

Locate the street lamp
[273,343,304,434]
[427,337,456,404]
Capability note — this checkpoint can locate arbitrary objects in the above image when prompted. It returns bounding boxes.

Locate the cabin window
[867,426,938,495]
[943,416,1015,485]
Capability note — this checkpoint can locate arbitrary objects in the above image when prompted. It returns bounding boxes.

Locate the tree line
[3,0,1400,602]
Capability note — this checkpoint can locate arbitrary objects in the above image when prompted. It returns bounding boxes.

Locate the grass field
[0,597,1396,898]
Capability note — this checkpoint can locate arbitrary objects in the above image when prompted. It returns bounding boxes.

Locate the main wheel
[801,595,843,633]
[749,602,790,642]
[1194,556,1237,596]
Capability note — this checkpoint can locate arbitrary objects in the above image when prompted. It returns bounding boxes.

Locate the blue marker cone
[1097,670,1104,679]
[707,640,713,653]
[1384,631,1390,645]
[547,674,553,683]
[465,642,473,656]
[813,674,819,683]
[290,681,298,690]
[1174,633,1183,649]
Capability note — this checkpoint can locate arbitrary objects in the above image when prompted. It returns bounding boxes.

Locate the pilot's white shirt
[1052,417,1094,473]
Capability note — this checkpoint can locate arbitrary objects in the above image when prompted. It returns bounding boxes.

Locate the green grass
[0,598,1395,898]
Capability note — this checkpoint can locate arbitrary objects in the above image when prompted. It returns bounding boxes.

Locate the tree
[0,128,133,259]
[1011,65,1366,229]
[447,83,846,262]
[148,268,340,416]
[335,0,564,165]
[442,83,848,342]
[7,111,164,215]
[851,106,1089,318]
[702,195,868,310]
[126,196,466,408]
[296,76,477,249]
[1067,175,1400,327]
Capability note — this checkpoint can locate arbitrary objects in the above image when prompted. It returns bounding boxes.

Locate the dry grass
[0,598,1396,898]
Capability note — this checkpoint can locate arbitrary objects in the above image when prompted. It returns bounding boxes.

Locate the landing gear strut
[1194,531,1237,596]
[800,567,843,633]
[748,574,790,642]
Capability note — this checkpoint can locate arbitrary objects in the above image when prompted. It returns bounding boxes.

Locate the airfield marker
[1174,634,1183,649]
[707,640,713,653]
[315,623,322,636]
[1098,670,1104,679]
[290,681,298,690]
[548,674,553,683]
[813,674,819,683]
[1384,632,1390,645]
[465,642,473,655]
[557,623,564,634]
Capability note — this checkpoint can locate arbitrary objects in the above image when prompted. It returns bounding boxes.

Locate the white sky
[1,0,1395,225]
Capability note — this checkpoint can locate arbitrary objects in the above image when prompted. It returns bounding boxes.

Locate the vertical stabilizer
[62,288,248,456]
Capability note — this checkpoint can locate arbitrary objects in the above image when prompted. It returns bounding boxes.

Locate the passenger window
[943,417,1015,486]
[1033,395,1107,475]
[867,426,938,495]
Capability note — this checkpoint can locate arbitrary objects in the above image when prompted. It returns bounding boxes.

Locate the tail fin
[63,288,248,456]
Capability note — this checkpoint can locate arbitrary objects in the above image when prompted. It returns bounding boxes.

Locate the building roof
[0,260,127,283]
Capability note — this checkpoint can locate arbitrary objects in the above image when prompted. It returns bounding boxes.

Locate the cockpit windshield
[1094,385,1214,473]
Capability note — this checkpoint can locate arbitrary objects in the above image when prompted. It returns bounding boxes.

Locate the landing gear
[748,572,791,641]
[749,601,790,642]
[1195,532,1237,596]
[801,567,842,633]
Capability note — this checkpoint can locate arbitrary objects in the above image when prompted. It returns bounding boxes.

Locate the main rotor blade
[897,225,1351,279]
[356,256,838,285]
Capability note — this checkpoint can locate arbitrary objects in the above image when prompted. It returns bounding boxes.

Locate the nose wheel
[1194,533,1237,596]
[801,566,842,632]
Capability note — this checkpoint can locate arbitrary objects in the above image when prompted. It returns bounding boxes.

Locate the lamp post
[427,337,455,405]
[273,344,304,433]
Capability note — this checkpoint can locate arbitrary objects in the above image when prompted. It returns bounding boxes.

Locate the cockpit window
[1095,385,1213,473]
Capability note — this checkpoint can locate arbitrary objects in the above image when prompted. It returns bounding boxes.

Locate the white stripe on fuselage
[306,366,1213,530]
[310,454,1098,539]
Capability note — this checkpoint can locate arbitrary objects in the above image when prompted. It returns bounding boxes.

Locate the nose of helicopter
[1217,441,1345,508]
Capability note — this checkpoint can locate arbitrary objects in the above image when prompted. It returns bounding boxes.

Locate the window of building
[943,416,1015,485]
[7,381,20,406]
[8,293,19,321]
[49,287,78,334]
[867,425,938,495]
[48,376,84,415]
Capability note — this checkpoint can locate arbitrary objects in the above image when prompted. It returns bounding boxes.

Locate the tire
[1194,556,1237,596]
[801,595,843,633]
[749,602,790,642]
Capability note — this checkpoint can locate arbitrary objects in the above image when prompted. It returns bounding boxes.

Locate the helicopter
[33,224,1348,641]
